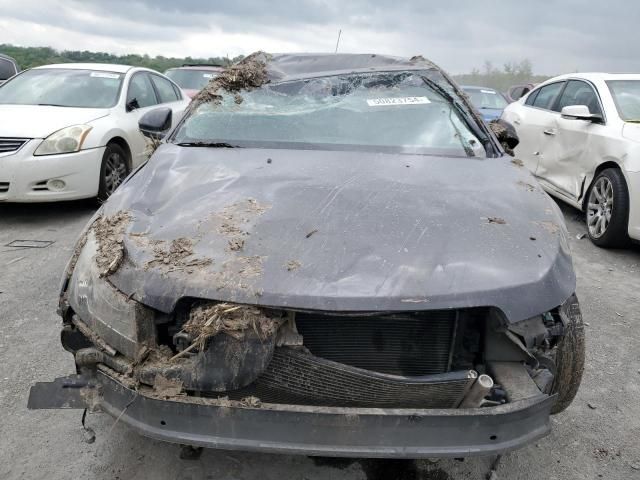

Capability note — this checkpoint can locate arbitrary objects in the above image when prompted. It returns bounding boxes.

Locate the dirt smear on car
[146,237,213,272]
[93,211,131,277]
[191,198,271,292]
[517,180,536,192]
[153,374,184,398]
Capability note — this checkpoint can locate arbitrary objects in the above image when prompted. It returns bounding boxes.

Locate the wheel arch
[106,136,132,170]
[581,160,627,210]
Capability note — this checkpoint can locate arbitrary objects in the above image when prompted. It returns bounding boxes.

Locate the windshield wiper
[175,141,239,148]
[37,103,70,107]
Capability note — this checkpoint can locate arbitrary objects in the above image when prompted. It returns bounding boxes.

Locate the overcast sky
[0,0,638,75]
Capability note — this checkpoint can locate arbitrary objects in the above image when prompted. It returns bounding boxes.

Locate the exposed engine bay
[59,291,577,412]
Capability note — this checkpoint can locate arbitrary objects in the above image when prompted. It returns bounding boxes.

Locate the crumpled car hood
[101,144,575,322]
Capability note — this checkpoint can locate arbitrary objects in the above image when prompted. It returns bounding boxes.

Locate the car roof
[544,72,640,83]
[263,53,438,82]
[460,85,497,91]
[169,65,225,71]
[0,53,17,62]
[32,63,135,73]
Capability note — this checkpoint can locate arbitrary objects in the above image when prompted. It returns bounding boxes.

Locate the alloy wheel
[587,177,613,239]
[104,152,127,195]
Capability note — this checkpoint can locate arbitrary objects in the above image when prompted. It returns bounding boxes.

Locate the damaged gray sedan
[29,53,584,458]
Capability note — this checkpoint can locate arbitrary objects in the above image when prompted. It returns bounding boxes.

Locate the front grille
[227,348,475,408]
[0,182,9,193]
[0,137,29,153]
[295,311,456,376]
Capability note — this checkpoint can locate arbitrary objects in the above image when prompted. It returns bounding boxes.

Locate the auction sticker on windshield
[367,96,431,106]
[90,72,121,79]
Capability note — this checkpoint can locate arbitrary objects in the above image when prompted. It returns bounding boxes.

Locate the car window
[606,80,640,121]
[530,82,564,110]
[172,83,183,99]
[463,88,508,109]
[165,69,219,90]
[556,80,602,115]
[0,68,123,108]
[127,73,157,109]
[151,74,180,103]
[0,58,16,80]
[524,88,539,106]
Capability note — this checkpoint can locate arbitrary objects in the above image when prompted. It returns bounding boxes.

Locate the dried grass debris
[170,303,283,361]
[190,52,270,109]
[146,237,212,272]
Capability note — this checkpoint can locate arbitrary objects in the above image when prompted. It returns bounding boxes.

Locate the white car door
[536,80,605,202]
[123,71,164,167]
[503,81,565,174]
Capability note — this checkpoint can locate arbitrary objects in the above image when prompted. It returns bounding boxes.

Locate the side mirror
[489,119,519,155]
[561,105,603,123]
[126,98,140,112]
[139,107,172,140]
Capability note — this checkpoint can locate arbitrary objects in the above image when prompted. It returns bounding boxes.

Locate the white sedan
[502,73,640,247]
[0,63,189,202]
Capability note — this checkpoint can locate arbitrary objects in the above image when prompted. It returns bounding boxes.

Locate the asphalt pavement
[0,199,638,480]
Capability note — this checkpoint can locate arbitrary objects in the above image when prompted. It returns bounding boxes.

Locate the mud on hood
[99,145,575,322]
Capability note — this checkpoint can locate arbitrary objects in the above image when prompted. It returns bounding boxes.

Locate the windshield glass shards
[172,70,487,157]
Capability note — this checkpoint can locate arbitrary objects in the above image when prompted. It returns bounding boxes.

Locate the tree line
[453,60,551,93]
[0,44,244,73]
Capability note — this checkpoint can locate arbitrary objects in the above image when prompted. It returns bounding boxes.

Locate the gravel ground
[0,199,638,480]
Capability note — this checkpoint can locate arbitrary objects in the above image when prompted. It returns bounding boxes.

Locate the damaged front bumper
[29,369,555,458]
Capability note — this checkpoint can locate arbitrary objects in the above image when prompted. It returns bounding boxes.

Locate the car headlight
[34,125,93,156]
[65,230,155,359]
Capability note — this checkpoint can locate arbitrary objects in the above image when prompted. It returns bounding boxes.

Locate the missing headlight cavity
[135,302,286,392]
[171,302,285,360]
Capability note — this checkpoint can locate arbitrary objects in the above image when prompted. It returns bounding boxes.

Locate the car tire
[550,300,585,414]
[97,143,130,202]
[585,168,630,248]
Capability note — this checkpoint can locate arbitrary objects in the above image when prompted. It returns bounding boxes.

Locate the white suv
[502,73,640,247]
